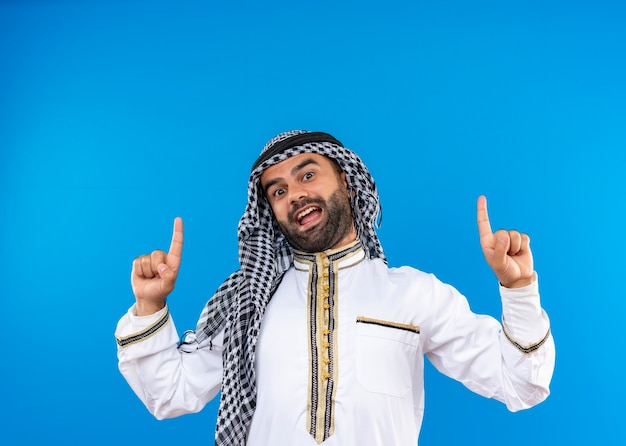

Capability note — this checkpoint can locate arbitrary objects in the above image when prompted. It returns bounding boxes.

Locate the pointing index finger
[476,195,493,239]
[168,217,184,259]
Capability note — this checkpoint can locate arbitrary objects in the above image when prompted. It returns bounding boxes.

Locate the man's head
[237,130,385,271]
[260,153,356,252]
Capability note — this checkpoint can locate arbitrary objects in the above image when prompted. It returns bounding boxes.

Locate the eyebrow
[262,157,320,194]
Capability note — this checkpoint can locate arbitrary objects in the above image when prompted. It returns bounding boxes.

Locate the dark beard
[276,189,354,253]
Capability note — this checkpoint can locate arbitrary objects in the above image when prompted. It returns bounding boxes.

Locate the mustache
[287,198,325,222]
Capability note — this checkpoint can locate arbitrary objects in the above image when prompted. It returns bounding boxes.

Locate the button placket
[321,257,331,381]
[300,242,364,443]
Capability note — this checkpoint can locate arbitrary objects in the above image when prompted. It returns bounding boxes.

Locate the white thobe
[116,243,554,445]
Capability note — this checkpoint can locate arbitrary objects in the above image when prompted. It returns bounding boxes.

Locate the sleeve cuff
[500,275,551,352]
[115,305,170,348]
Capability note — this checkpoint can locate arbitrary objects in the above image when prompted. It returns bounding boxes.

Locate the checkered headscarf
[194,130,385,445]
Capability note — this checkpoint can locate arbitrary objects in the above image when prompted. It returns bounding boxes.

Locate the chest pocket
[356,317,421,398]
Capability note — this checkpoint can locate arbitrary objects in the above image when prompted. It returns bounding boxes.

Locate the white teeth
[297,207,318,222]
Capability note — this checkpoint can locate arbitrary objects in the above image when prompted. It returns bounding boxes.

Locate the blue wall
[1,1,624,444]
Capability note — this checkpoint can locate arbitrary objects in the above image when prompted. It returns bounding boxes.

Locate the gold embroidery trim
[502,324,551,355]
[115,310,170,347]
[356,316,421,334]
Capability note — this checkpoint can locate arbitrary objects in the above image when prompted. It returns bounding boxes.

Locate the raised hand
[131,217,184,315]
[477,196,535,288]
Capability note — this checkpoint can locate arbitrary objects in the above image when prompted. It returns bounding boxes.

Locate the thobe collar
[292,240,365,272]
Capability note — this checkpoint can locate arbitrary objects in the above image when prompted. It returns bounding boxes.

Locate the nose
[288,182,308,204]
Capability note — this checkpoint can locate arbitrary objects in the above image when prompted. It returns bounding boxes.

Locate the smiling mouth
[296,206,322,226]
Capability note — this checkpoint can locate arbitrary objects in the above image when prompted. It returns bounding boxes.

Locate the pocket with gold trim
[355,316,421,397]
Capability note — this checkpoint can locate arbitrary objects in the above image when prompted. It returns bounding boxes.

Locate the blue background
[1,0,624,444]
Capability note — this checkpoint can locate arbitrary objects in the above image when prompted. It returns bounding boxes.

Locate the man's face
[260,153,356,253]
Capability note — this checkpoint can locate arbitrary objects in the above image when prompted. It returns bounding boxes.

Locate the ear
[340,171,354,199]
[336,170,346,186]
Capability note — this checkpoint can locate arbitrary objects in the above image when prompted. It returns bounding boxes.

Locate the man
[116,130,555,446]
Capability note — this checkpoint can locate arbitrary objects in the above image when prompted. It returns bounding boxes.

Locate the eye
[273,188,285,197]
[303,171,314,181]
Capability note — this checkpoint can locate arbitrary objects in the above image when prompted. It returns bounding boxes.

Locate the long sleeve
[423,275,555,412]
[115,305,224,419]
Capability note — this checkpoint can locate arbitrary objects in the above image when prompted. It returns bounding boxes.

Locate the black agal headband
[251,131,343,172]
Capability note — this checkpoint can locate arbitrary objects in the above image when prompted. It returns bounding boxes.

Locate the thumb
[157,263,177,294]
[491,231,511,272]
